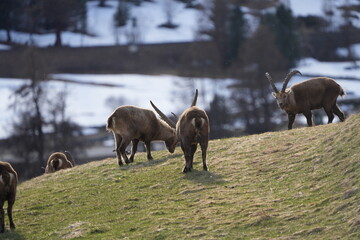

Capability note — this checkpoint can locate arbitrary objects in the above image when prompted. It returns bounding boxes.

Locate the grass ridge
[3,114,360,239]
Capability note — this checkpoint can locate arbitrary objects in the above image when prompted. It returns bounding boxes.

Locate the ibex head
[265,70,301,109]
[150,89,199,151]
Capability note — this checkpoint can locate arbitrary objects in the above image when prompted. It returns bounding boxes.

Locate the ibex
[266,70,345,129]
[106,105,177,166]
[151,90,210,173]
[0,161,17,233]
[45,151,75,173]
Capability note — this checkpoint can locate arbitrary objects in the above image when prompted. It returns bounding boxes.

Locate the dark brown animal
[45,152,74,173]
[266,70,345,129]
[0,161,17,233]
[106,105,177,166]
[151,89,210,173]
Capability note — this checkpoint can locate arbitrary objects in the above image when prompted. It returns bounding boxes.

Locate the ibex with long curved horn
[151,89,210,173]
[266,70,345,129]
[106,105,177,166]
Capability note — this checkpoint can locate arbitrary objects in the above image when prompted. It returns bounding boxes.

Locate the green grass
[2,114,360,239]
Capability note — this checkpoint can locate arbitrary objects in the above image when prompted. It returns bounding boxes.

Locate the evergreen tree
[225,4,246,67]
[263,4,300,68]
[0,0,23,43]
[231,25,287,134]
[197,0,247,68]
[40,0,87,47]
[115,0,130,27]
[206,94,233,139]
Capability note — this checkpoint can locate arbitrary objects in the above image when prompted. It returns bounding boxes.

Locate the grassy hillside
[3,114,360,239]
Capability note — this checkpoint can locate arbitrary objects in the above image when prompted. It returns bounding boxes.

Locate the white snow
[288,0,324,16]
[0,74,232,138]
[1,0,360,139]
[0,0,197,47]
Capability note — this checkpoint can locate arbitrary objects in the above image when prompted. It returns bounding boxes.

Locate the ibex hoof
[182,167,191,173]
[203,166,208,171]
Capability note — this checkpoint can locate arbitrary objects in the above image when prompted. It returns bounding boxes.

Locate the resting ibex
[106,106,177,166]
[0,161,17,233]
[266,70,345,129]
[151,90,210,173]
[45,151,75,173]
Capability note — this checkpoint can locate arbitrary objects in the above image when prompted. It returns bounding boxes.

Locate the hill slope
[4,114,360,239]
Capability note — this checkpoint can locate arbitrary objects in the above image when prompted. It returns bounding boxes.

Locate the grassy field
[2,114,360,239]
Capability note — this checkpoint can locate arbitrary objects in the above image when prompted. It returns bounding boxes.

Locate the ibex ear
[286,89,293,94]
[272,92,277,98]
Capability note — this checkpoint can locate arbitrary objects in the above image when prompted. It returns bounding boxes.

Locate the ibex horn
[150,101,176,129]
[282,70,302,92]
[171,112,178,122]
[265,72,279,93]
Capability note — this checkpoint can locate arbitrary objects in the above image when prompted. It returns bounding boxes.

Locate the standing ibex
[151,90,210,173]
[106,105,177,166]
[0,161,17,233]
[266,70,345,129]
[45,151,75,173]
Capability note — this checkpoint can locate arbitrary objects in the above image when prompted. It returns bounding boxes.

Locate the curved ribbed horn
[150,101,176,128]
[282,70,302,92]
[171,112,178,122]
[191,89,198,107]
[265,72,279,93]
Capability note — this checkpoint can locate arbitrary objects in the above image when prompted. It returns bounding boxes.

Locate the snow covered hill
[0,0,360,139]
[1,0,359,47]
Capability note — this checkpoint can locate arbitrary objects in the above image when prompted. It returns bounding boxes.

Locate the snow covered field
[0,0,360,138]
[1,59,359,139]
[4,0,359,47]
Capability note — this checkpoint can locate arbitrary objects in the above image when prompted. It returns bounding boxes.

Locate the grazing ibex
[266,70,345,129]
[45,151,75,173]
[0,161,17,233]
[151,90,210,173]
[106,105,177,166]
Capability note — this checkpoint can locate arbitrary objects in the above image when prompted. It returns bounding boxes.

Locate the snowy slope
[1,0,360,139]
[0,0,198,47]
[4,0,359,47]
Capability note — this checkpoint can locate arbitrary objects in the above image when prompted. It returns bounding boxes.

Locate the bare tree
[231,25,287,134]
[7,48,83,178]
[158,0,179,28]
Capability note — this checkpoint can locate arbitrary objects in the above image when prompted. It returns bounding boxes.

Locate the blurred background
[0,0,359,180]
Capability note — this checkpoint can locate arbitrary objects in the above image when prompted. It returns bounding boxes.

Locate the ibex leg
[144,141,153,160]
[287,114,296,130]
[303,111,313,127]
[324,107,334,123]
[181,143,192,173]
[333,104,345,122]
[119,138,131,164]
[200,142,208,171]
[114,134,123,166]
[7,201,15,230]
[129,139,139,162]
[190,144,197,170]
[0,203,4,233]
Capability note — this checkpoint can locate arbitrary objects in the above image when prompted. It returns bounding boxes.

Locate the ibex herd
[107,89,209,173]
[0,70,347,234]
